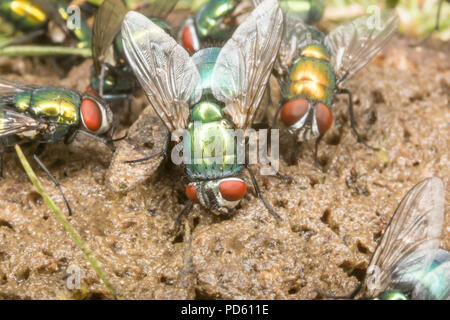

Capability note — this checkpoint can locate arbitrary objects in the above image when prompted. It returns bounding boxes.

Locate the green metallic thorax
[372,290,408,300]
[284,43,335,107]
[0,0,48,30]
[195,0,238,41]
[13,87,81,125]
[186,48,242,180]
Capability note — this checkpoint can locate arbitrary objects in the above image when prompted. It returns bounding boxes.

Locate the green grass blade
[14,144,117,299]
[0,46,91,57]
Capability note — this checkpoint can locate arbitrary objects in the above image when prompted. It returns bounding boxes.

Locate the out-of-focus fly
[0,77,115,215]
[179,0,324,53]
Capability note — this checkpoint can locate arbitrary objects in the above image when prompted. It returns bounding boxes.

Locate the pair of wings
[92,0,179,74]
[359,177,448,300]
[0,78,48,139]
[121,0,283,132]
[259,0,399,86]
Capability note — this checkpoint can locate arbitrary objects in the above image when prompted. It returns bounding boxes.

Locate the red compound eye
[280,98,309,127]
[186,184,199,203]
[181,26,195,53]
[81,98,102,132]
[219,180,247,202]
[315,103,333,134]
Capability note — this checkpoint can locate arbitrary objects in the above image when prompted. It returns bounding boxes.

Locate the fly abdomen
[0,0,48,30]
[285,43,335,107]
[13,87,81,125]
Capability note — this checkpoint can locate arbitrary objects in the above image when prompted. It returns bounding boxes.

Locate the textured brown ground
[0,30,449,299]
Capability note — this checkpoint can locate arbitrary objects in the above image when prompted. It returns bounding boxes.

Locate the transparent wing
[121,11,201,131]
[361,177,445,298]
[211,0,283,130]
[133,0,179,19]
[92,0,127,74]
[0,77,38,96]
[0,106,46,137]
[324,10,399,86]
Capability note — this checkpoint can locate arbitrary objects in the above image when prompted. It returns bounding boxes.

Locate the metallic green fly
[117,0,283,220]
[317,177,449,300]
[267,2,399,165]
[179,0,324,53]
[91,0,178,100]
[0,0,91,50]
[0,77,115,215]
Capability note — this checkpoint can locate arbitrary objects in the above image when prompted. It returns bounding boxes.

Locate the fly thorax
[280,43,335,141]
[14,88,80,126]
[286,54,335,105]
[373,290,408,300]
[186,178,247,215]
[187,102,241,179]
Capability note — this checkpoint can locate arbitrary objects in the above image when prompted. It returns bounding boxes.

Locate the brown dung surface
[0,31,449,299]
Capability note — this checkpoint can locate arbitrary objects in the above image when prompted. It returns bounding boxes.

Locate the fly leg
[410,0,445,47]
[76,129,126,151]
[337,88,379,151]
[175,200,193,229]
[255,85,272,124]
[33,144,73,216]
[99,63,107,98]
[245,164,282,220]
[314,133,324,169]
[124,133,169,164]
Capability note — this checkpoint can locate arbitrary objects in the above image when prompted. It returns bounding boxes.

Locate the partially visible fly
[0,0,92,49]
[317,177,449,300]
[267,1,399,164]
[0,77,114,215]
[179,0,324,53]
[91,0,179,99]
[117,0,283,219]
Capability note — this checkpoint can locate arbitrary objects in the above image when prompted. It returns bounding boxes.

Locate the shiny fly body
[0,77,115,215]
[0,0,92,50]
[116,0,283,220]
[179,0,324,53]
[267,1,399,165]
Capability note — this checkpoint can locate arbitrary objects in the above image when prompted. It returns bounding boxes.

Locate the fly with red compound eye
[0,77,117,216]
[265,0,399,166]
[117,0,284,221]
